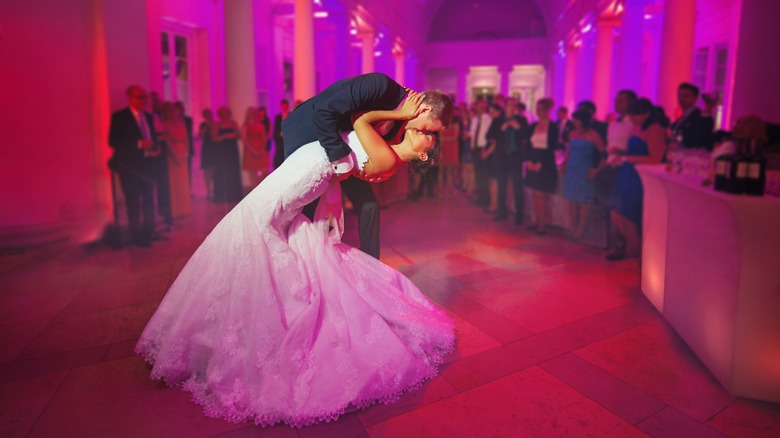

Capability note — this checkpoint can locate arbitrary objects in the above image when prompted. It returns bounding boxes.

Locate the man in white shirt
[469,99,492,207]
[600,89,637,255]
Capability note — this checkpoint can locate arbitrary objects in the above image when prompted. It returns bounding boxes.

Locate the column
[499,65,512,98]
[293,0,315,101]
[224,0,257,110]
[393,48,406,85]
[457,66,470,103]
[360,30,375,74]
[592,17,619,119]
[330,11,351,81]
[617,0,646,93]
[656,0,696,114]
[729,0,780,128]
[563,43,580,110]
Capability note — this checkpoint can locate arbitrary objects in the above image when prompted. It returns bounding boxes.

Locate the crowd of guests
[111,81,771,258]
[108,84,295,248]
[408,81,729,261]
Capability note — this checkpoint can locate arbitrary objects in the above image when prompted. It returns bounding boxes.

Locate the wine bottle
[727,141,748,194]
[713,152,732,192]
[745,139,766,196]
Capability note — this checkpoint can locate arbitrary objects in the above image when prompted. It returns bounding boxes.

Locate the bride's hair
[408,137,440,174]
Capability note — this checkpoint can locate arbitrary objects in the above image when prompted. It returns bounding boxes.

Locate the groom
[282,73,453,258]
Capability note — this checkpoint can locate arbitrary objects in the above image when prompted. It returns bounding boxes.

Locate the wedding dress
[135,132,455,428]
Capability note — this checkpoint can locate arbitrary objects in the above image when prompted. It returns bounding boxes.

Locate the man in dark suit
[282,73,453,259]
[670,82,714,150]
[108,85,159,247]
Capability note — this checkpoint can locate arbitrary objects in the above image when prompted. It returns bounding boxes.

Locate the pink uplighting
[1,0,779,435]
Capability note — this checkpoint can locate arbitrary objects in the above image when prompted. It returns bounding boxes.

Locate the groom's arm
[312,73,400,162]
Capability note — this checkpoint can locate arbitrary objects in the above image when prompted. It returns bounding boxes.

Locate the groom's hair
[422,90,454,128]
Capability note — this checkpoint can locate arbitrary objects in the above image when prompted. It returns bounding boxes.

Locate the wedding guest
[211,106,243,203]
[151,108,173,228]
[606,98,665,260]
[175,101,194,192]
[562,110,605,239]
[241,106,269,188]
[108,85,159,247]
[198,108,217,201]
[597,90,637,205]
[670,82,714,150]
[272,99,290,169]
[524,98,559,234]
[258,106,272,156]
[458,103,475,196]
[161,102,192,218]
[484,103,505,213]
[494,99,528,224]
[556,106,574,149]
[577,100,608,144]
[469,99,492,208]
[437,109,461,198]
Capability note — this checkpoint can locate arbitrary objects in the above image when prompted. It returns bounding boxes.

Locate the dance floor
[1,191,778,437]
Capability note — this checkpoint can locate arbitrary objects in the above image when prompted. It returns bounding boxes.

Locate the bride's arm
[352,91,424,178]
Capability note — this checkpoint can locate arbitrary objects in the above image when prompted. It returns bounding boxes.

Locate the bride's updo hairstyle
[408,136,440,174]
[422,90,454,128]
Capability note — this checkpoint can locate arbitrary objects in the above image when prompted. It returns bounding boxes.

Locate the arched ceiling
[335,0,570,50]
[427,0,546,42]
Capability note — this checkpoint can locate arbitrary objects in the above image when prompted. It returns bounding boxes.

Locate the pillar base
[0,221,70,252]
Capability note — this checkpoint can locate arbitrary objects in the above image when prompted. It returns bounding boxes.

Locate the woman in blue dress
[562,110,605,239]
[606,98,666,260]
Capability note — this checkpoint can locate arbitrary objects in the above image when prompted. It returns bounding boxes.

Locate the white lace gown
[135,132,455,428]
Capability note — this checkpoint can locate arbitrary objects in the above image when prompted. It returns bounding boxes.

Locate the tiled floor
[1,192,778,437]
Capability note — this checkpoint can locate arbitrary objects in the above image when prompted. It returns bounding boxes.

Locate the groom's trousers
[302,175,380,259]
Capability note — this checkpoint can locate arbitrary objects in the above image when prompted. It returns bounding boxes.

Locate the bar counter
[637,164,780,403]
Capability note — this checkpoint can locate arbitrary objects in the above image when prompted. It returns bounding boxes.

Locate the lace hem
[137,337,455,429]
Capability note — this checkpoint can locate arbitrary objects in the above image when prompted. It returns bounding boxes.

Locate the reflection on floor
[1,193,778,437]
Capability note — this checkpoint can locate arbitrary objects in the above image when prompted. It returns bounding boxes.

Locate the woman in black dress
[524,98,559,234]
[211,106,243,202]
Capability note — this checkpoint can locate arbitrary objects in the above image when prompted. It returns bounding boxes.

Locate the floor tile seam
[48,299,160,323]
[702,399,740,425]
[444,334,588,392]
[535,358,668,429]
[634,406,730,436]
[538,352,670,426]
[0,245,78,282]
[25,367,73,438]
[558,303,662,345]
[2,343,122,382]
[10,290,87,364]
[567,347,688,424]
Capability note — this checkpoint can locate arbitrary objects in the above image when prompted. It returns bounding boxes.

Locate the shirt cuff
[331,154,356,175]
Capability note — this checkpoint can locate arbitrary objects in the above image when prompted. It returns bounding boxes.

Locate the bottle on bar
[745,139,766,196]
[713,151,732,192]
[727,140,748,194]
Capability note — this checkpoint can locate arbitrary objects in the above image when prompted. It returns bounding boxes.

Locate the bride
[135,91,455,428]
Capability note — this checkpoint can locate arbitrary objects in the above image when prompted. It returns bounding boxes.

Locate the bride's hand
[353,169,389,183]
[400,91,425,119]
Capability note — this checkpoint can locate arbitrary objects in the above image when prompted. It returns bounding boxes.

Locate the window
[711,45,728,129]
[692,47,709,89]
[161,31,191,111]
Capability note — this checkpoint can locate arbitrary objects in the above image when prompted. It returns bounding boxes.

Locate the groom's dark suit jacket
[281,73,407,162]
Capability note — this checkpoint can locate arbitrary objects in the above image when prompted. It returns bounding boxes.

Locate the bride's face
[407,129,436,159]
